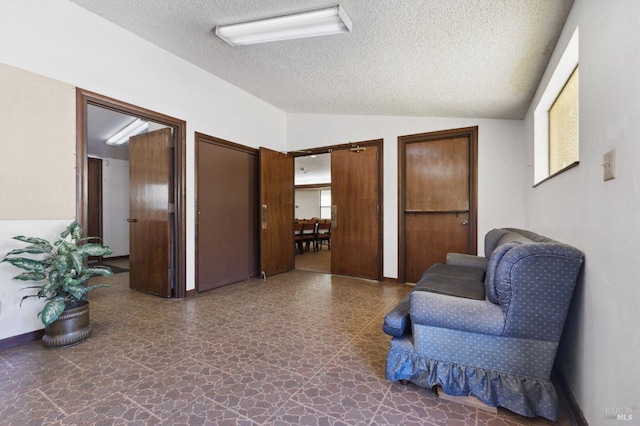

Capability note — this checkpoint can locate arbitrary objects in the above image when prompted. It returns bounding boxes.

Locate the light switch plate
[604,149,615,181]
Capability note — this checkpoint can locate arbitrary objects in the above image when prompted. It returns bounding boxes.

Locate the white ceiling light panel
[215,5,352,46]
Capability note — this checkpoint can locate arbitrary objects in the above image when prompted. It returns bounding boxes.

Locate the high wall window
[549,66,579,175]
[534,27,579,184]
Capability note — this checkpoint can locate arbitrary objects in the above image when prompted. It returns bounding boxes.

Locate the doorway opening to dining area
[294,154,332,274]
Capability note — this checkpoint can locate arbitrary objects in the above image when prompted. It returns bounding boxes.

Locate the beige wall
[0,63,76,219]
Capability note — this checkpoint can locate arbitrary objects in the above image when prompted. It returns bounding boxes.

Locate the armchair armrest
[446,253,488,270]
[410,291,504,335]
[383,293,411,337]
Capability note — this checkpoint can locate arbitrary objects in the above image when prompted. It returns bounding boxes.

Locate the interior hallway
[0,270,575,425]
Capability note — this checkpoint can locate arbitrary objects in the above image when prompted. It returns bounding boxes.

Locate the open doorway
[294,153,331,274]
[86,105,167,268]
[291,140,383,281]
[76,89,187,298]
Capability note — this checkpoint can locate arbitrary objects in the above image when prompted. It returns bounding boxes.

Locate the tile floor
[295,248,331,274]
[0,270,575,425]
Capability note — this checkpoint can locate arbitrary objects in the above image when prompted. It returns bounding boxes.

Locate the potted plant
[1,221,113,348]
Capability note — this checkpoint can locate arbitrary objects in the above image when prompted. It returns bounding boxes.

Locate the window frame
[319,188,331,219]
[533,27,579,186]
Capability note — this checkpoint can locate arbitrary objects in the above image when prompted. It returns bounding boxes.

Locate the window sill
[533,161,579,187]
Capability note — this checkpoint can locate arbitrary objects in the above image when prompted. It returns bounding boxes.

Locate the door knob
[461,220,469,226]
[127,218,138,223]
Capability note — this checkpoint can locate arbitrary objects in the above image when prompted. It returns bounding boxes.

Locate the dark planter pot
[42,301,92,348]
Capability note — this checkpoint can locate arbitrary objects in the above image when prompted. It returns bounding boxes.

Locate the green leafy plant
[1,221,113,326]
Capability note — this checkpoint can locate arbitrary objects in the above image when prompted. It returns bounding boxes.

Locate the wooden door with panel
[401,128,477,283]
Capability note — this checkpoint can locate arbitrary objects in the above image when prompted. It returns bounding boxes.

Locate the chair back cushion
[495,242,584,340]
[484,241,521,303]
[484,229,509,258]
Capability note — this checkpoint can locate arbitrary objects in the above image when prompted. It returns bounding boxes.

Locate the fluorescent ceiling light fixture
[215,5,352,46]
[105,118,149,146]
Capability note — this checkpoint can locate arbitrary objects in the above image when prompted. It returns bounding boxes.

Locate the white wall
[101,158,130,257]
[0,220,73,340]
[0,0,286,340]
[295,189,321,220]
[522,0,640,422]
[288,114,526,278]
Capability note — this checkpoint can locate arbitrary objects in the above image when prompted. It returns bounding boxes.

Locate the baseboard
[102,255,129,261]
[186,289,196,297]
[0,329,45,351]
[553,369,588,426]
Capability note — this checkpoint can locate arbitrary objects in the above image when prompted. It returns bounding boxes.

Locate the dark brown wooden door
[196,136,259,292]
[400,127,477,283]
[87,157,102,242]
[331,144,382,280]
[259,147,294,277]
[129,128,173,297]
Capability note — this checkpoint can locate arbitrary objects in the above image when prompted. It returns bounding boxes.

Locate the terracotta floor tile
[0,351,82,401]
[57,392,161,425]
[268,400,356,425]
[372,403,437,426]
[291,363,388,423]
[0,389,66,425]
[209,361,307,424]
[122,358,229,420]
[163,396,256,425]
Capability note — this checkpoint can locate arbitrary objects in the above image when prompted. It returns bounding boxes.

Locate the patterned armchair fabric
[384,228,584,420]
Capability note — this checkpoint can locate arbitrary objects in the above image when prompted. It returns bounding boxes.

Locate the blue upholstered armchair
[383,228,584,420]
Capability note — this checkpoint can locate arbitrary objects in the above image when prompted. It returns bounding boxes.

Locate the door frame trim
[194,132,259,293]
[76,89,187,298]
[397,126,478,284]
[292,139,384,281]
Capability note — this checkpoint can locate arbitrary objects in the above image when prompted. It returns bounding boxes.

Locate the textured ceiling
[68,0,573,119]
